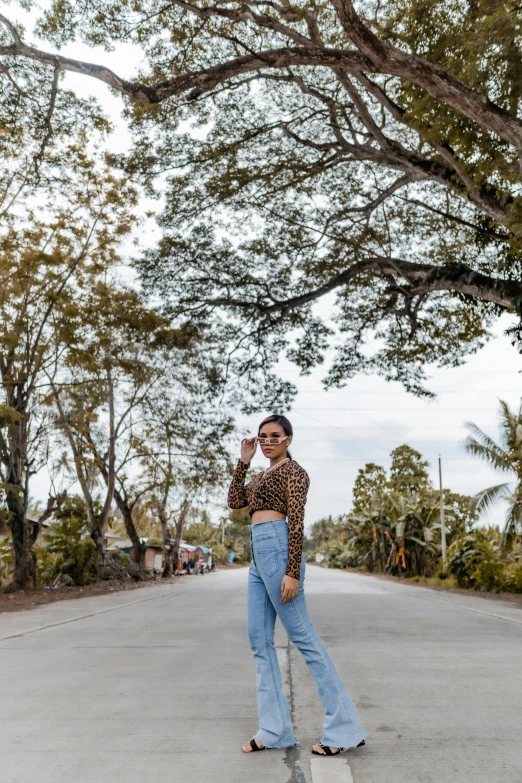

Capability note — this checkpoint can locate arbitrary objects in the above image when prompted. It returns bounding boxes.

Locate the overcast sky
[21,16,522,533]
[235,317,522,529]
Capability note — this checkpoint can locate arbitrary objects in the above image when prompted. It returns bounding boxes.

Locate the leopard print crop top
[227,458,310,580]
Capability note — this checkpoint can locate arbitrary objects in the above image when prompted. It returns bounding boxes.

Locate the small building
[104,533,133,554]
[178,543,212,573]
[144,542,164,572]
[179,543,211,563]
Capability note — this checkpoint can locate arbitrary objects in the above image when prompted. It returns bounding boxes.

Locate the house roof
[180,544,211,554]
[27,516,51,527]
[106,538,133,551]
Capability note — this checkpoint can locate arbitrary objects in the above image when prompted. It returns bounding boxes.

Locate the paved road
[1,566,521,783]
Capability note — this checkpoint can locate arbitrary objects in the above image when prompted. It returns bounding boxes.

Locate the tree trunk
[91,525,106,566]
[113,490,145,564]
[169,497,191,579]
[96,369,116,542]
[30,494,62,545]
[162,540,175,578]
[50,382,106,569]
[158,506,174,578]
[163,549,175,578]
[7,487,33,590]
[5,399,33,590]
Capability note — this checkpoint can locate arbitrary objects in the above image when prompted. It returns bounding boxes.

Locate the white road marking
[304,579,388,594]
[413,593,522,627]
[310,757,354,783]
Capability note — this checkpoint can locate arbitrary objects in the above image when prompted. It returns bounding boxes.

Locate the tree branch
[0,30,370,102]
[211,257,522,313]
[34,63,61,182]
[330,0,522,149]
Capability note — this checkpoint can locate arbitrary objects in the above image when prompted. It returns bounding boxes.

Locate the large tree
[0,145,138,589]
[48,284,187,565]
[2,1,522,394]
[134,359,234,576]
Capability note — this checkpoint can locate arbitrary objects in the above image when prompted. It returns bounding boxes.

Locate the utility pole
[222,519,225,546]
[438,455,447,566]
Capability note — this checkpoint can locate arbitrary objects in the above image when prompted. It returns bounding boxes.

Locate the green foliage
[501,564,522,594]
[321,438,522,592]
[352,465,387,511]
[446,530,496,589]
[221,506,252,563]
[388,446,431,494]
[309,516,341,549]
[323,535,361,570]
[469,558,507,593]
[0,117,142,589]
[465,399,522,547]
[36,496,97,586]
[379,0,522,172]
[446,529,522,593]
[4,1,522,592]
[0,533,13,586]
[315,444,477,578]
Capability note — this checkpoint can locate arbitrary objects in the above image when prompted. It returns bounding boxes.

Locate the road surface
[1,565,521,783]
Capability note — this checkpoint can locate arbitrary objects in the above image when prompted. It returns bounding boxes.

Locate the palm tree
[464,400,522,549]
[309,516,337,549]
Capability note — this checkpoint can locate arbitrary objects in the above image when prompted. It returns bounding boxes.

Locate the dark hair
[258,414,293,460]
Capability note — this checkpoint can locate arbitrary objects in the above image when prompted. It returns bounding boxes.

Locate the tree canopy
[2,1,522,394]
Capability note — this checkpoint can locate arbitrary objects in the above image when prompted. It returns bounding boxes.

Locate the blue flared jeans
[247,519,367,749]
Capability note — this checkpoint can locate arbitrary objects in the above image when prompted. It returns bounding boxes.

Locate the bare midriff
[251,509,286,525]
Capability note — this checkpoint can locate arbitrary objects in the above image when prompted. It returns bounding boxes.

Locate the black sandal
[247,738,265,751]
[312,739,365,756]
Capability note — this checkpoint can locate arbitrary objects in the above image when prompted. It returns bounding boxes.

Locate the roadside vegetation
[312,425,522,595]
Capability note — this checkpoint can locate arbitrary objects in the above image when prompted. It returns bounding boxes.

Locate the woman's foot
[242,738,265,752]
[312,743,340,755]
[312,739,365,755]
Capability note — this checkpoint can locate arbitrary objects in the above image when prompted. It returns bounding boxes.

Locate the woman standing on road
[227,413,367,757]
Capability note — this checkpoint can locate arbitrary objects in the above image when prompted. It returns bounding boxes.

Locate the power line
[294,389,522,394]
[286,422,494,437]
[292,407,504,411]
[276,369,522,376]
[250,457,479,462]
[272,438,471,443]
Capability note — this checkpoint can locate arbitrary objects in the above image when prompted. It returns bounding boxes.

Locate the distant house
[104,533,133,555]
[142,541,211,574]
[103,534,164,571]
[179,543,211,560]
[143,543,163,572]
[178,543,212,571]
[0,515,51,546]
[129,537,164,572]
[102,535,166,572]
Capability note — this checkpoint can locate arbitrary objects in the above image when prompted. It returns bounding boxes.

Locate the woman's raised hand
[241,437,257,464]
